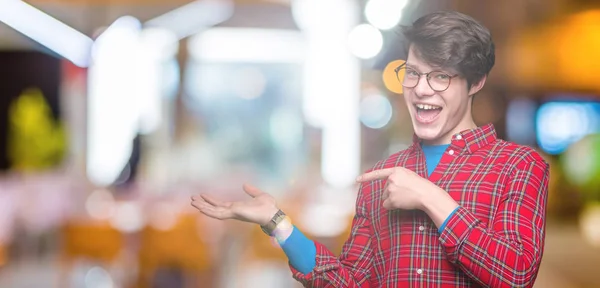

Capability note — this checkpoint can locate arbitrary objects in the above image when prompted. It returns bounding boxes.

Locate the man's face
[402,46,482,145]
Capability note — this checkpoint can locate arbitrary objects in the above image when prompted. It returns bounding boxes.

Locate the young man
[192,10,549,288]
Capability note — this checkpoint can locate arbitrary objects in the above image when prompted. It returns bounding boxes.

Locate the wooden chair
[59,220,125,287]
[136,213,216,288]
[0,243,6,268]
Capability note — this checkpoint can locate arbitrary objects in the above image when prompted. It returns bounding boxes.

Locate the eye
[434,73,450,80]
[406,69,419,77]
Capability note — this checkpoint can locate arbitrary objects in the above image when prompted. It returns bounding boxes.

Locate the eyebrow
[405,63,436,72]
[406,63,455,74]
[405,63,420,71]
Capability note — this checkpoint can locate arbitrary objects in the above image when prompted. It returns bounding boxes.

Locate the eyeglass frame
[394,63,459,92]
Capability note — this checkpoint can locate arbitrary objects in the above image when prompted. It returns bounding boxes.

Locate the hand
[356,167,437,211]
[191,184,279,225]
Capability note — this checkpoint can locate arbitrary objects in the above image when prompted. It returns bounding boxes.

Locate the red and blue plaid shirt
[290,123,550,287]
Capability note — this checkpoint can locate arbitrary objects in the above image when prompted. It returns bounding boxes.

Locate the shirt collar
[412,123,497,154]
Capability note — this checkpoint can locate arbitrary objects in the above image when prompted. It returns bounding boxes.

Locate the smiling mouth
[414,104,442,123]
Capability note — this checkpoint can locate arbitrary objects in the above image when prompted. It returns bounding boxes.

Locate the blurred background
[0,0,599,287]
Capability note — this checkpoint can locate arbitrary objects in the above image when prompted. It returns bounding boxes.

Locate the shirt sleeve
[438,158,549,288]
[288,181,374,288]
[438,206,460,233]
[280,226,317,274]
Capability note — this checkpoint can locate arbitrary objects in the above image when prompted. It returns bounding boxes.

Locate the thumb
[242,184,264,198]
[382,198,393,210]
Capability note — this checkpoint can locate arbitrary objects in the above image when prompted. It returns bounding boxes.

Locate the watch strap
[260,209,287,236]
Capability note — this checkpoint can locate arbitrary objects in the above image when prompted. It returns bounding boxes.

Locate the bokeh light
[562,134,600,197]
[536,101,600,155]
[85,189,116,220]
[231,67,267,100]
[364,0,408,30]
[109,201,144,233]
[382,59,405,94]
[360,94,393,129]
[347,24,383,59]
[580,203,600,248]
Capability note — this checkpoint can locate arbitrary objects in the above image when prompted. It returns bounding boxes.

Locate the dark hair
[401,11,495,88]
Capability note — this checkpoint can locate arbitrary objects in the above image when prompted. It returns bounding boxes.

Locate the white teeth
[416,104,441,110]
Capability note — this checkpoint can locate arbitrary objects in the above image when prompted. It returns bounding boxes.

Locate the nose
[413,75,435,98]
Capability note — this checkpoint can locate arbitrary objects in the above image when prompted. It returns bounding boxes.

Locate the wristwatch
[260,209,287,236]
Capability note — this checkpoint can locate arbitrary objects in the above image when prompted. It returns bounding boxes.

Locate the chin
[414,129,441,141]
[412,120,446,144]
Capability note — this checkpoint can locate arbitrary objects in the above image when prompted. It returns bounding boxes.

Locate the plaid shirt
[290,124,549,287]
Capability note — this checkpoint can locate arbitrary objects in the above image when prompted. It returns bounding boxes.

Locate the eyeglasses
[394,63,458,92]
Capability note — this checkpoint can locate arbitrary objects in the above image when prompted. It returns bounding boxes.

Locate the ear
[468,75,487,96]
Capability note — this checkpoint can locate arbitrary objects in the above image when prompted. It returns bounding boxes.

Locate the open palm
[191,184,279,226]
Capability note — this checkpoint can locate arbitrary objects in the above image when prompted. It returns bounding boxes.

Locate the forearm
[269,213,373,287]
[272,217,316,274]
[292,241,372,288]
[437,206,543,287]
[422,183,544,287]
[421,186,460,231]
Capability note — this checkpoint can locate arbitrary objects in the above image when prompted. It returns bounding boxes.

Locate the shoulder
[493,140,547,164]
[491,139,549,175]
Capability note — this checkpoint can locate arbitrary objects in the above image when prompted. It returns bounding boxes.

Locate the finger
[200,194,231,208]
[191,198,211,209]
[191,195,210,206]
[380,180,390,198]
[192,197,219,211]
[382,186,390,200]
[242,184,264,198]
[192,201,234,220]
[356,168,395,182]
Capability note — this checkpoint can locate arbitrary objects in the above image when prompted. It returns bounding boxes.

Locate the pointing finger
[356,168,395,182]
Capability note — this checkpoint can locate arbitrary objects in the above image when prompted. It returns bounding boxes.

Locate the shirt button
[418,225,425,231]
[448,149,455,155]
[417,269,423,275]
[456,134,462,140]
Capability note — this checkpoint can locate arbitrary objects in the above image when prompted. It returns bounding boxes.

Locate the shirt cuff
[289,241,340,283]
[438,206,460,233]
[438,206,481,263]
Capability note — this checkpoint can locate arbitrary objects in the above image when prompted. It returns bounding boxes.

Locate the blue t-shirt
[421,144,449,176]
